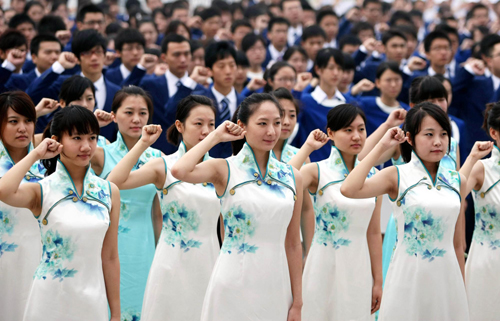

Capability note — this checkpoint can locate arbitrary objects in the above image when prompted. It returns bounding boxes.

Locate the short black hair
[169,1,188,17]
[480,34,500,57]
[161,33,189,54]
[423,30,451,52]
[398,24,418,41]
[236,50,250,67]
[231,19,252,34]
[105,22,123,36]
[23,1,43,14]
[166,20,190,38]
[115,28,145,52]
[338,34,362,50]
[327,103,366,132]
[31,34,62,56]
[382,29,407,46]
[199,7,221,21]
[38,15,67,35]
[76,4,104,22]
[362,0,381,8]
[0,29,27,52]
[350,21,374,36]
[301,24,327,42]
[342,52,355,71]
[212,0,231,13]
[59,75,96,105]
[315,47,343,70]
[409,76,448,105]
[189,39,203,54]
[244,4,269,19]
[71,29,107,59]
[241,33,266,53]
[8,13,35,29]
[376,61,402,79]
[434,24,459,42]
[205,40,237,69]
[470,3,489,17]
[268,17,290,32]
[50,0,66,13]
[389,10,414,27]
[316,9,338,25]
[409,9,423,19]
[283,45,308,61]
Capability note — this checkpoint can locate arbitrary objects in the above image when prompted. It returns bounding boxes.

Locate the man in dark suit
[262,17,290,68]
[26,29,120,140]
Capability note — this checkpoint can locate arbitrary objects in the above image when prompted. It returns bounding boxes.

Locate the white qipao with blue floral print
[466,145,500,321]
[141,142,220,321]
[378,152,469,321]
[200,143,297,321]
[23,161,112,321]
[302,146,377,321]
[100,132,161,321]
[0,141,45,321]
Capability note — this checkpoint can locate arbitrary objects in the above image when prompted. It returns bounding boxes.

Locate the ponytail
[166,123,181,145]
[483,102,500,135]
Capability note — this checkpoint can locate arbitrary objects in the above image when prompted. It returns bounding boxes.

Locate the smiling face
[112,95,150,139]
[279,98,297,140]
[1,107,34,149]
[328,114,366,155]
[57,131,97,167]
[409,115,449,164]
[176,105,215,150]
[239,101,282,152]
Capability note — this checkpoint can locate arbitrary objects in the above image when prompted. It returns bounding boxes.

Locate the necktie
[220,98,230,122]
[176,80,182,87]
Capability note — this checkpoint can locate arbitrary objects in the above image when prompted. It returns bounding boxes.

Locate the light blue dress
[0,141,45,321]
[382,137,458,285]
[99,132,161,321]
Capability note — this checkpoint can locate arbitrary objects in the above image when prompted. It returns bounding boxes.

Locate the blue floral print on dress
[314,203,351,249]
[161,200,203,252]
[221,206,258,254]
[0,210,18,256]
[473,203,500,249]
[35,229,78,281]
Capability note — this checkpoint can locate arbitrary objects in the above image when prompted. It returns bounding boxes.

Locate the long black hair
[59,75,96,106]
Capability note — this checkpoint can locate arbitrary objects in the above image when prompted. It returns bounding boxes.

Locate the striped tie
[220,98,230,122]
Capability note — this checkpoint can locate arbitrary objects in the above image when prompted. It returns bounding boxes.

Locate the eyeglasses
[81,48,105,57]
[275,77,296,84]
[122,44,144,52]
[430,46,451,52]
[83,20,105,27]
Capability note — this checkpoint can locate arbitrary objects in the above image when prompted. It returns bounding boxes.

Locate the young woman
[107,95,221,321]
[289,104,383,320]
[0,92,46,321]
[0,105,120,321]
[459,102,500,321]
[91,86,162,320]
[272,88,300,163]
[139,19,160,50]
[242,33,267,79]
[357,61,410,136]
[171,93,303,321]
[341,102,469,321]
[284,46,308,74]
[166,20,191,40]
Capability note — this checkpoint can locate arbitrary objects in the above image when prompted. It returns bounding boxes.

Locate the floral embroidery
[161,200,202,252]
[221,206,258,254]
[313,203,351,249]
[473,203,500,248]
[121,309,140,321]
[0,209,18,257]
[35,229,78,281]
[401,206,446,261]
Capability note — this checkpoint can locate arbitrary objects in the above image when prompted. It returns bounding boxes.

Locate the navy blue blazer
[0,66,13,93]
[22,59,36,73]
[4,69,37,92]
[105,65,147,87]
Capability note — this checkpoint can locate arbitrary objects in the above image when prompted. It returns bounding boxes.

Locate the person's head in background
[8,13,35,49]
[31,34,62,74]
[188,40,205,75]
[361,0,382,26]
[272,87,300,144]
[375,61,404,104]
[409,76,448,112]
[50,0,68,21]
[469,3,490,29]
[280,0,303,28]
[235,50,250,93]
[381,29,407,65]
[389,10,413,28]
[338,53,355,94]
[200,7,222,41]
[423,31,452,74]
[105,22,123,48]
[231,19,253,51]
[146,0,162,13]
[339,34,362,55]
[166,20,190,40]
[169,1,189,24]
[314,48,344,95]
[0,91,36,153]
[153,8,168,35]
[472,25,489,44]
[212,0,233,27]
[161,33,190,78]
[245,4,270,34]
[205,41,237,94]
[433,74,453,106]
[317,9,339,45]
[10,0,26,14]
[301,24,327,65]
[301,0,316,27]
[23,1,44,24]
[38,15,67,36]
[380,1,392,24]
[409,9,423,30]
[481,34,500,78]
[397,24,418,59]
[350,21,375,43]
[76,4,105,34]
[0,29,27,73]
[71,29,107,81]
[241,33,266,72]
[267,17,290,52]
[59,75,96,111]
[264,61,297,92]
[268,3,282,17]
[284,45,308,73]
[115,28,145,72]
[434,23,459,62]
[231,2,245,21]
[138,19,158,49]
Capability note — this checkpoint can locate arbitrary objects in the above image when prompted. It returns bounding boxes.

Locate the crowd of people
[1,0,500,320]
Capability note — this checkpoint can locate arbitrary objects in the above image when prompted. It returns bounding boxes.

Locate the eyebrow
[124,107,148,110]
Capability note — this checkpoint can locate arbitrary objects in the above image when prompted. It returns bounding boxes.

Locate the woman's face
[1,107,34,150]
[188,47,205,75]
[328,115,366,155]
[245,41,266,66]
[63,87,95,112]
[287,51,307,73]
[57,130,97,168]
[279,98,297,140]
[112,95,150,139]
[176,25,191,40]
[176,105,215,150]
[239,101,282,152]
[376,69,403,99]
[139,22,158,47]
[410,115,449,164]
[270,66,296,92]
[154,12,168,33]
[316,57,342,89]
[425,96,448,114]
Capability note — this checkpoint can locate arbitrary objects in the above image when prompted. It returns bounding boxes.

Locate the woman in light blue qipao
[288,104,383,321]
[0,92,46,321]
[0,105,121,321]
[342,102,468,321]
[107,95,221,321]
[172,93,304,321]
[91,86,162,321]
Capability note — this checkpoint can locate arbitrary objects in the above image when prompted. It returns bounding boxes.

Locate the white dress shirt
[288,25,303,46]
[165,69,197,98]
[310,85,346,107]
[211,86,238,118]
[268,44,286,61]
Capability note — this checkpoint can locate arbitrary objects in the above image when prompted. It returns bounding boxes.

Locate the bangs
[58,105,100,137]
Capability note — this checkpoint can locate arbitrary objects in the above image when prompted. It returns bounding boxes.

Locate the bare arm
[299,163,319,260]
[152,195,163,246]
[459,141,492,197]
[454,174,467,281]
[90,147,105,177]
[367,196,383,314]
[285,169,303,321]
[288,129,329,170]
[102,183,121,321]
